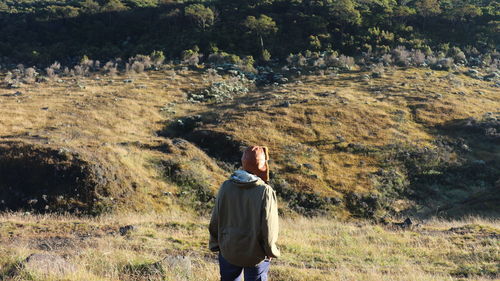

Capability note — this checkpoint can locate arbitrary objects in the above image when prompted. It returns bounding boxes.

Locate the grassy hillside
[0,65,498,218]
[0,65,498,280]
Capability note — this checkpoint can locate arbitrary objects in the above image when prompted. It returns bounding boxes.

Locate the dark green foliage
[345,192,380,219]
[184,4,215,31]
[159,159,215,212]
[270,175,336,217]
[244,14,278,50]
[0,0,497,65]
[373,120,500,218]
[335,115,500,219]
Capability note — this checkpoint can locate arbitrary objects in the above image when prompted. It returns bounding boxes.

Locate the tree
[415,0,441,18]
[243,14,278,50]
[101,0,128,12]
[446,3,482,22]
[415,0,441,30]
[49,6,80,19]
[328,0,361,26]
[80,0,100,14]
[184,4,216,31]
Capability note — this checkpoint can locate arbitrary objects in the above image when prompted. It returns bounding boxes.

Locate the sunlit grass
[0,213,497,280]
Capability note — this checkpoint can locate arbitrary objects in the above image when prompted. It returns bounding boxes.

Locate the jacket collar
[230,170,260,184]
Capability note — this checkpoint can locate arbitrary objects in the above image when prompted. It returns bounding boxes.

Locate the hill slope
[0,66,498,218]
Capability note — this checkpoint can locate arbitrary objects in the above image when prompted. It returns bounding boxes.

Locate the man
[209,146,280,281]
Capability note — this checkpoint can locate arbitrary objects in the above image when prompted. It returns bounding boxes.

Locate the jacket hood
[241,146,269,183]
[230,170,260,184]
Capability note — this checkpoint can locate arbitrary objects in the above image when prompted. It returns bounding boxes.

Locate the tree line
[0,0,497,66]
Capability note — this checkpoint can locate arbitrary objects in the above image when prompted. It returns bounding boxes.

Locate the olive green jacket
[209,170,280,267]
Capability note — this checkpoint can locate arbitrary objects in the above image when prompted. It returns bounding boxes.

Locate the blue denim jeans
[218,253,270,281]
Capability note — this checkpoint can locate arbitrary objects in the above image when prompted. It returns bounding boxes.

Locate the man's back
[209,170,280,267]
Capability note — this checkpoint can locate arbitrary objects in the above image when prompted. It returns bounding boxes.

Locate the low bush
[188,75,251,103]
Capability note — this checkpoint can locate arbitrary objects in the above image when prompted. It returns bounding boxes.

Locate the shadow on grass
[377,116,499,219]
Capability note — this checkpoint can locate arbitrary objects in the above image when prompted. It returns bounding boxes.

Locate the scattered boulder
[276,101,291,108]
[24,253,77,276]
[302,163,314,170]
[483,72,499,82]
[162,255,192,273]
[392,218,413,229]
[466,70,482,80]
[8,83,21,89]
[119,225,136,236]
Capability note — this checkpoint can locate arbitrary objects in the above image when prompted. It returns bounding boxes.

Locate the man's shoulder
[219,179,272,192]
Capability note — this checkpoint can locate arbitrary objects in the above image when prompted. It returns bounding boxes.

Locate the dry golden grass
[0,69,227,213]
[1,66,498,213]
[0,67,498,280]
[0,212,498,280]
[179,67,499,201]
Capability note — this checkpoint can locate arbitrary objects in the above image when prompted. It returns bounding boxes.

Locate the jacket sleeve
[208,194,220,252]
[261,186,281,258]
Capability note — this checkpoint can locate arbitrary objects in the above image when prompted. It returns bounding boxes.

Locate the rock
[276,101,291,108]
[467,69,479,75]
[228,70,239,76]
[24,253,77,276]
[315,91,336,97]
[392,218,413,229]
[27,198,38,205]
[483,72,499,81]
[162,255,192,275]
[472,160,486,166]
[327,197,342,205]
[119,225,136,236]
[460,144,471,151]
[302,163,314,169]
[278,77,288,84]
